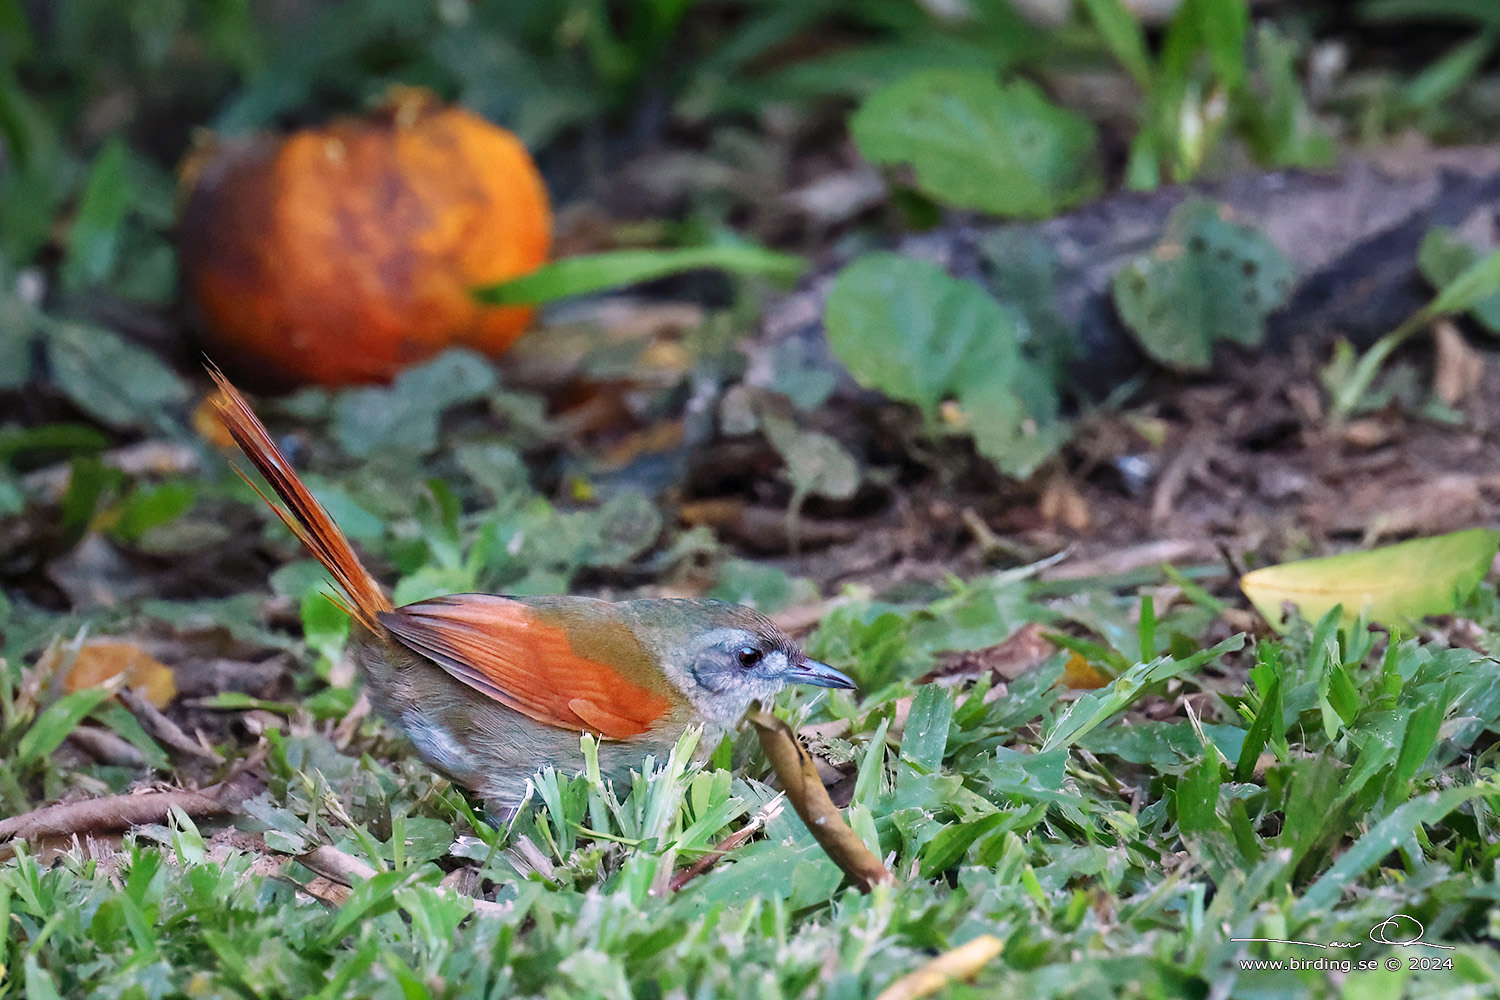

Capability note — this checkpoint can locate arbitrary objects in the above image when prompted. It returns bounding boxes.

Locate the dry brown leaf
[1339,417,1397,450]
[1061,653,1113,690]
[600,419,685,469]
[1433,318,1485,405]
[193,394,238,449]
[1038,477,1091,532]
[924,622,1056,684]
[747,706,893,892]
[49,638,177,709]
[875,935,1005,1000]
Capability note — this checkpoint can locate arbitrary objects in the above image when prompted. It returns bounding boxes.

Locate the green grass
[5,3,1500,996]
[5,573,1500,999]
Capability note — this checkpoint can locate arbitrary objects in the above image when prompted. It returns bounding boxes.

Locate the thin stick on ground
[297,844,510,916]
[875,935,1005,1000]
[0,779,249,843]
[746,704,893,892]
[669,795,785,892]
[119,685,224,763]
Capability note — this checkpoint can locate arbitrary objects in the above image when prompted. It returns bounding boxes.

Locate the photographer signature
[1231,914,1454,951]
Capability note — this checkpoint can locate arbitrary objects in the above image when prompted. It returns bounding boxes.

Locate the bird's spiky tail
[208,366,391,633]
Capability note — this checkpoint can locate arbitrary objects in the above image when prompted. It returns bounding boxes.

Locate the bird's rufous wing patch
[377,595,674,739]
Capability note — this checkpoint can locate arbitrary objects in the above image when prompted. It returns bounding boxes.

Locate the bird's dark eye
[736,646,764,669]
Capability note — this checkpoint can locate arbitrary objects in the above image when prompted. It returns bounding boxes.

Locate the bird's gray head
[623,599,855,727]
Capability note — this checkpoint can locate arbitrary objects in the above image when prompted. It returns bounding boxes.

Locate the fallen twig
[299,844,377,883]
[67,724,147,767]
[875,935,1005,1000]
[669,795,784,892]
[296,844,509,916]
[746,705,892,892]
[119,685,224,763]
[0,776,251,843]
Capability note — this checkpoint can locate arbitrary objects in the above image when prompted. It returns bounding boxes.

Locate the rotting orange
[179,87,551,387]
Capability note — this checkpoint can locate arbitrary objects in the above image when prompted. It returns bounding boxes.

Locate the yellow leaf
[48,639,178,708]
[1061,653,1112,690]
[1240,528,1500,631]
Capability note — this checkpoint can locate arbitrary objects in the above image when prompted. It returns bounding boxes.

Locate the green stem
[1328,311,1429,425]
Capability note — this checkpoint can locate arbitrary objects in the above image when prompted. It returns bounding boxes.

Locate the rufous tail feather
[207,365,391,632]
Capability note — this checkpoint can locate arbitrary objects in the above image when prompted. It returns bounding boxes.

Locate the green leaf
[708,560,817,614]
[1078,0,1153,89]
[1329,242,1500,421]
[92,702,169,770]
[1240,527,1500,630]
[901,684,953,776]
[1239,24,1336,169]
[0,471,20,515]
[1042,633,1245,751]
[962,387,1068,482]
[1417,227,1500,333]
[44,321,191,429]
[1393,692,1444,786]
[1404,32,1496,110]
[1176,751,1226,835]
[580,492,663,569]
[332,349,496,457]
[302,481,384,542]
[0,281,39,390]
[62,138,132,290]
[1423,244,1500,320]
[323,868,435,944]
[454,443,530,504]
[1295,782,1495,915]
[16,687,112,766]
[110,481,197,543]
[1192,0,1249,92]
[826,254,1014,417]
[1112,199,1294,371]
[474,245,805,305]
[193,692,300,714]
[824,253,1062,478]
[0,423,109,464]
[1234,671,1282,782]
[301,589,351,661]
[919,812,1009,878]
[761,411,860,503]
[0,71,65,268]
[851,70,1100,218]
[24,955,65,1000]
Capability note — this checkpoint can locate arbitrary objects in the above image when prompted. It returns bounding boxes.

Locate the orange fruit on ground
[179,87,551,387]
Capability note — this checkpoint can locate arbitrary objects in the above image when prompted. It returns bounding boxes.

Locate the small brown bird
[210,371,853,811]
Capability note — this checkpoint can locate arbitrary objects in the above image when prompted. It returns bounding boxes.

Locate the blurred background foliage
[3,0,1493,312]
[7,7,1500,997]
[4,0,1500,636]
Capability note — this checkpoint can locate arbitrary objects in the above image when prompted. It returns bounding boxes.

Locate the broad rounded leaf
[333,348,496,457]
[1417,227,1500,334]
[825,253,1061,478]
[825,253,1020,417]
[46,321,191,429]
[851,70,1100,218]
[1112,199,1294,371]
[1241,527,1500,631]
[762,412,860,502]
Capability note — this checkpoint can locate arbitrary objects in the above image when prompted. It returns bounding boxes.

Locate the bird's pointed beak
[788,657,856,690]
